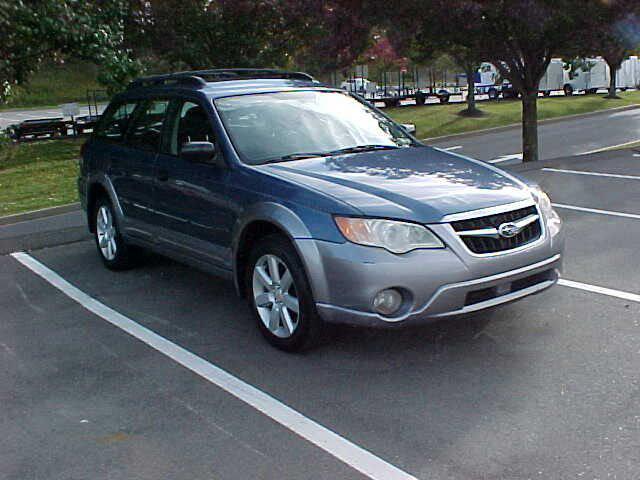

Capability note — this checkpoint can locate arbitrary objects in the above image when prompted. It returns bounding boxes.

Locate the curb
[0,226,89,255]
[422,104,640,143]
[0,203,81,226]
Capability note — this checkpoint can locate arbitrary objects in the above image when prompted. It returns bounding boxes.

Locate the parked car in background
[79,69,564,351]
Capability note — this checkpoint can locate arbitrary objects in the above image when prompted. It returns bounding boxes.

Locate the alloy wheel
[96,205,117,261]
[252,254,300,338]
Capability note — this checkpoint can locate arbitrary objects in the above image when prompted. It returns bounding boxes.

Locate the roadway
[430,106,640,163]
[0,105,106,130]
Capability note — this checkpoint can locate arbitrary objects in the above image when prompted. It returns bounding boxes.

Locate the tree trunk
[522,92,539,162]
[606,63,619,99]
[465,65,477,113]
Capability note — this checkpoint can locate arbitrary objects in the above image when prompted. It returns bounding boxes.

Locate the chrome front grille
[451,205,542,254]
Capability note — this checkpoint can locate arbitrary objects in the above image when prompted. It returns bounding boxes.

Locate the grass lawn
[0,62,102,111]
[1,90,640,217]
[0,139,81,216]
[386,90,640,139]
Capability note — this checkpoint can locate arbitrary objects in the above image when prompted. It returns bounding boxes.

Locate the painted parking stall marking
[10,252,418,480]
[559,278,640,304]
[542,168,640,181]
[552,203,640,220]
[489,153,523,164]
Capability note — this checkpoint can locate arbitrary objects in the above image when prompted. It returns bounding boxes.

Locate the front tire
[93,196,136,270]
[246,235,323,352]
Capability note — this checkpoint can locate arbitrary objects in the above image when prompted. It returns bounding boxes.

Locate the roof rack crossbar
[127,68,316,90]
[128,74,206,90]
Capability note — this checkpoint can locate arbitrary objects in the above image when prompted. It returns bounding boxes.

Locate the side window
[127,99,170,152]
[166,101,215,156]
[94,101,137,142]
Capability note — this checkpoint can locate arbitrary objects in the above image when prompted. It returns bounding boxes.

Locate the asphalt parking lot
[2,149,640,479]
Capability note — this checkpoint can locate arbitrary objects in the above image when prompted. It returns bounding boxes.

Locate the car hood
[260,146,533,223]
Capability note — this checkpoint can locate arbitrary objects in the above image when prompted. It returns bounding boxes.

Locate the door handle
[157,169,169,182]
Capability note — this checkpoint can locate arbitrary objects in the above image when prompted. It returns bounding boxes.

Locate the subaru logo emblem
[498,222,521,238]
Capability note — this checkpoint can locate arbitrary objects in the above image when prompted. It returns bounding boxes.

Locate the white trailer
[538,59,565,96]
[564,58,609,95]
[616,56,640,90]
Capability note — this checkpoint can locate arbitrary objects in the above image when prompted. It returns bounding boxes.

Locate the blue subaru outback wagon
[79,69,564,351]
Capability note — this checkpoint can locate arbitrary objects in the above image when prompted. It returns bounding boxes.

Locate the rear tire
[246,234,323,352]
[93,196,137,270]
[564,84,574,96]
[488,88,498,100]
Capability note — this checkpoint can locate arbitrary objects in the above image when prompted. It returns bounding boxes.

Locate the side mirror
[181,141,217,164]
[402,123,416,135]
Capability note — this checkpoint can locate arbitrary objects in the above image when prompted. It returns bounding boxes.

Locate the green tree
[0,0,138,102]
[145,0,301,70]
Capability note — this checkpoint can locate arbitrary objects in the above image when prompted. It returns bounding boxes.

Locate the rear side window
[94,101,137,142]
[127,100,170,152]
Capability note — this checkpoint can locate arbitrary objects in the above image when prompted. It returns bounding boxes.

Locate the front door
[154,98,234,269]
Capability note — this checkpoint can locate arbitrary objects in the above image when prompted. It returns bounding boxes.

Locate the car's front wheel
[246,235,322,351]
[93,197,136,270]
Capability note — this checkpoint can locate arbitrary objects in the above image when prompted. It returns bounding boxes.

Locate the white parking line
[10,252,417,480]
[489,153,523,164]
[542,168,640,181]
[442,145,463,151]
[559,279,640,303]
[552,203,640,220]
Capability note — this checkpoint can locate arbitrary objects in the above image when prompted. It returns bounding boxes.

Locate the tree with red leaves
[294,0,372,74]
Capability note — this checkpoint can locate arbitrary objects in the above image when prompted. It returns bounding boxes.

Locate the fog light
[372,289,403,316]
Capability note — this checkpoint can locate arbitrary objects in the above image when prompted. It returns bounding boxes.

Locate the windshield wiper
[259,145,402,165]
[327,144,401,155]
[260,152,330,164]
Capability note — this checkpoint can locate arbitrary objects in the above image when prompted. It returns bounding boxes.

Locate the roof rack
[127,69,316,90]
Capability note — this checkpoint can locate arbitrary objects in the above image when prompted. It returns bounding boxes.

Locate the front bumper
[295,219,564,327]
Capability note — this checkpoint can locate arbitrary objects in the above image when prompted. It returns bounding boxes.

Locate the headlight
[530,186,562,236]
[334,217,444,254]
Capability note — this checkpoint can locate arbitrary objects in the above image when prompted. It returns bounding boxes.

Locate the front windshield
[214,90,415,165]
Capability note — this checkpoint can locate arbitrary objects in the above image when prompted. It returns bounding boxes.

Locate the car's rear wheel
[246,235,322,351]
[94,197,136,270]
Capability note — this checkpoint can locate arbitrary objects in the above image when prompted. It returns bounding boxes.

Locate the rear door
[154,97,233,268]
[110,98,170,238]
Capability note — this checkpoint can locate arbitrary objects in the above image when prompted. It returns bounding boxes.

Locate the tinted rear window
[127,100,170,152]
[94,101,138,143]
